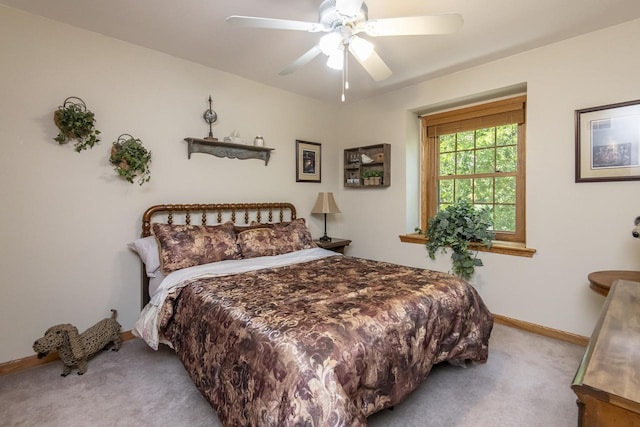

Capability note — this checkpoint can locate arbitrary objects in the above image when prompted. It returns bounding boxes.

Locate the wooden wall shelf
[184,137,274,165]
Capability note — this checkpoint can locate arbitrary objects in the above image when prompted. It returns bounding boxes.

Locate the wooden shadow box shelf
[344,143,390,188]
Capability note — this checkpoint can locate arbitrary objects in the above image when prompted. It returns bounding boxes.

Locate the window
[421,96,526,244]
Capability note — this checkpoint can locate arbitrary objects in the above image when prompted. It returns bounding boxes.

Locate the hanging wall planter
[109,134,151,186]
[53,96,101,152]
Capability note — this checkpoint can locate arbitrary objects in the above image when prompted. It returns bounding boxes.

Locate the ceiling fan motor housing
[319,0,368,29]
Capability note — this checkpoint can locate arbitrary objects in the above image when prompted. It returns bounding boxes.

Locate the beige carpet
[0,323,584,426]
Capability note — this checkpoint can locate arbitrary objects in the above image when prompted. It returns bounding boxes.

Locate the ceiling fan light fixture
[350,35,373,61]
[326,48,344,70]
[319,32,343,56]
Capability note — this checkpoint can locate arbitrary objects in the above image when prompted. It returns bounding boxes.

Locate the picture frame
[296,140,321,183]
[575,99,640,182]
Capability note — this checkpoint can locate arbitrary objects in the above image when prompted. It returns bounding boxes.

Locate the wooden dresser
[572,280,640,426]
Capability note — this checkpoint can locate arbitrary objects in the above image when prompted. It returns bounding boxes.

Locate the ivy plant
[53,98,101,152]
[109,135,151,186]
[417,200,495,280]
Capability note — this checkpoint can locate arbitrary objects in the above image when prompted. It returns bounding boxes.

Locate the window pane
[455,178,473,201]
[422,96,525,243]
[474,178,494,203]
[439,152,455,175]
[439,134,456,153]
[495,177,516,204]
[476,128,495,148]
[457,131,474,150]
[475,204,494,231]
[456,150,474,175]
[496,146,517,173]
[476,148,495,174]
[439,179,454,203]
[497,124,517,146]
[494,204,516,232]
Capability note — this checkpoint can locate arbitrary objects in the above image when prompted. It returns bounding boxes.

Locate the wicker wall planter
[109,134,151,186]
[53,96,100,152]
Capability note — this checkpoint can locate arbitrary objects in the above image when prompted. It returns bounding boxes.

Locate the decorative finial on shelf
[203,95,218,141]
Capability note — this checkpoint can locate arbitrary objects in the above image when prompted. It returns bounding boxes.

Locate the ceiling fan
[226,0,463,101]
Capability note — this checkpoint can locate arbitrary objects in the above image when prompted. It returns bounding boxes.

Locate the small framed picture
[576,99,640,182]
[296,140,321,183]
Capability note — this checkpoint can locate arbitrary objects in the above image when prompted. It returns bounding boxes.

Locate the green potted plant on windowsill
[53,96,101,152]
[109,134,151,186]
[416,199,495,280]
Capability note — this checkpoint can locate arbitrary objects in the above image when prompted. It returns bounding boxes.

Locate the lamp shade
[311,192,341,214]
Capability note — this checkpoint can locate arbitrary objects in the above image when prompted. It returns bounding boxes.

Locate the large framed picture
[576,99,640,182]
[296,140,321,183]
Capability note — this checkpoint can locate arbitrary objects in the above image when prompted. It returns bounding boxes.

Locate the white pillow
[148,272,165,298]
[128,236,161,278]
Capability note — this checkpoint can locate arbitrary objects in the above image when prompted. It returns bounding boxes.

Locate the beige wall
[335,19,640,338]
[0,7,340,362]
[2,4,639,364]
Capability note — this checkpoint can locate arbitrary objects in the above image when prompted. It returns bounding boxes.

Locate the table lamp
[311,192,341,242]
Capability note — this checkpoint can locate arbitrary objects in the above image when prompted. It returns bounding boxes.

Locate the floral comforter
[159,254,493,426]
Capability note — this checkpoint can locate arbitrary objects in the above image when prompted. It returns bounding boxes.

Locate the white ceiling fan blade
[365,14,463,36]
[349,45,392,81]
[226,15,324,32]
[336,0,364,18]
[279,45,323,76]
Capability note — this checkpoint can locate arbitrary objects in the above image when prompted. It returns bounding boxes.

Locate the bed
[131,202,493,426]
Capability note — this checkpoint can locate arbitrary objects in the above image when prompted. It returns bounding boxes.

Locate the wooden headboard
[140,202,297,306]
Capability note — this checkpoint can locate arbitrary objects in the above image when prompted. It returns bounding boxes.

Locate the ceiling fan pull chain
[341,56,346,102]
[341,44,348,102]
[344,44,350,90]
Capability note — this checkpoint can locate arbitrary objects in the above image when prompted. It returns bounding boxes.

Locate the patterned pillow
[236,227,281,258]
[233,223,274,234]
[272,218,316,249]
[237,219,316,259]
[152,222,240,274]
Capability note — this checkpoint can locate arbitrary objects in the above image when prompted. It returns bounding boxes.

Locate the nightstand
[314,238,351,254]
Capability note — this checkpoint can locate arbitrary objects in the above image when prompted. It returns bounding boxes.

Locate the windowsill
[399,233,536,258]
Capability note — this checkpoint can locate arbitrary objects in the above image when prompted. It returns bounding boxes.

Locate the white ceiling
[3,0,640,105]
